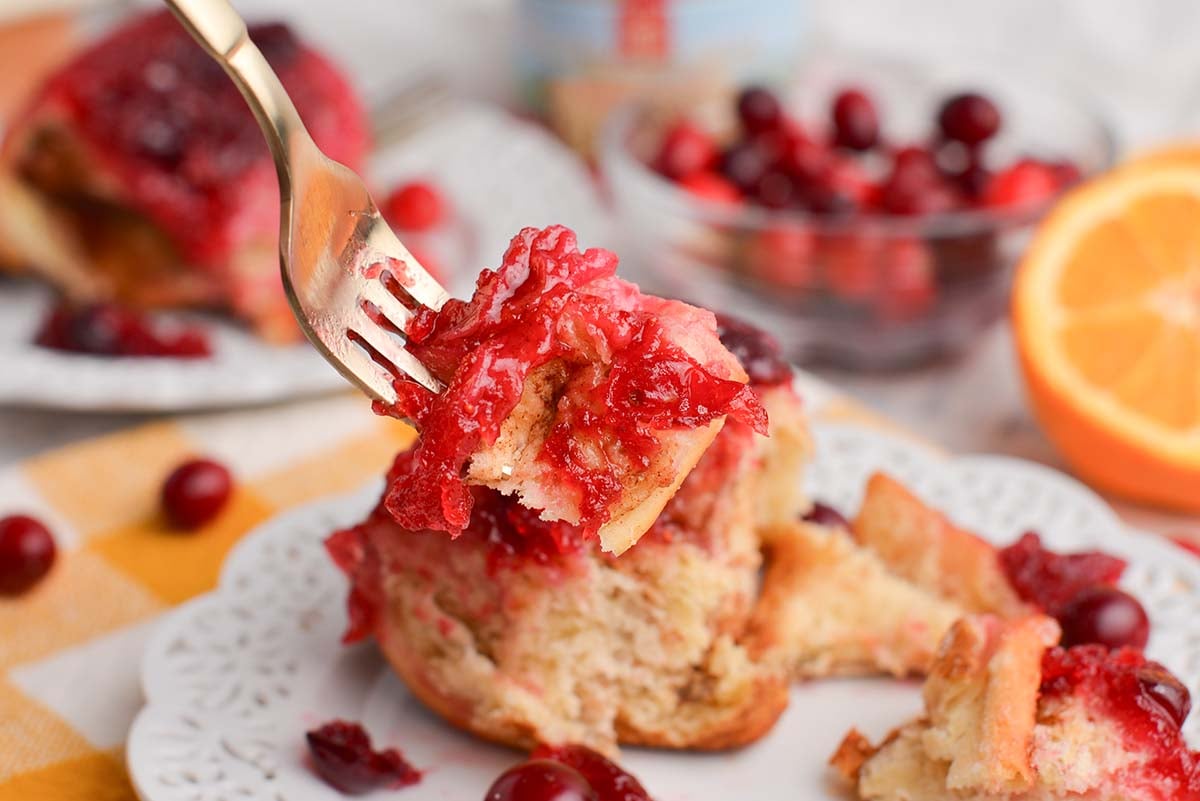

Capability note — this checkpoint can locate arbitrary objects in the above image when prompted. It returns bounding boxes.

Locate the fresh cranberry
[655,120,718,181]
[1137,663,1192,729]
[954,161,992,201]
[984,159,1061,208]
[678,172,741,204]
[1051,160,1083,187]
[822,236,882,300]
[877,238,936,321]
[753,170,800,209]
[307,720,421,795]
[1059,586,1150,650]
[720,140,773,194]
[384,181,445,232]
[779,132,830,182]
[891,145,940,178]
[745,224,817,290]
[484,759,597,801]
[0,515,57,596]
[831,88,879,151]
[715,313,792,386]
[809,157,874,212]
[531,745,652,801]
[161,458,233,530]
[802,502,849,529]
[736,86,783,134]
[879,176,957,216]
[938,92,1001,145]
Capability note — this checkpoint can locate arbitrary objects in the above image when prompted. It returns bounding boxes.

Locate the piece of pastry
[327,297,809,755]
[748,472,1137,679]
[833,614,1200,801]
[0,11,369,341]
[377,225,766,555]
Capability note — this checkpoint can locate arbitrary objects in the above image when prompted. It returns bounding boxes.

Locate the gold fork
[164,0,449,401]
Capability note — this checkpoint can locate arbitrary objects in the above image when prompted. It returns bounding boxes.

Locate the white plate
[0,103,608,412]
[126,422,1200,800]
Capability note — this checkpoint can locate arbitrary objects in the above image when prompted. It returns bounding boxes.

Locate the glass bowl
[599,51,1116,369]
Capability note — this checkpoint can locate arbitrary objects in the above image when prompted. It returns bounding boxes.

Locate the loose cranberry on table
[36,302,211,358]
[161,458,233,530]
[0,515,57,596]
[383,181,445,232]
[307,720,421,795]
[1058,585,1150,650]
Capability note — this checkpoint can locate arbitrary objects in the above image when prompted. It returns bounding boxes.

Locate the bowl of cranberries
[601,58,1114,368]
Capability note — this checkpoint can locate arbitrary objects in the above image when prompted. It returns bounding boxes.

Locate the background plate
[0,103,607,412]
[127,422,1200,801]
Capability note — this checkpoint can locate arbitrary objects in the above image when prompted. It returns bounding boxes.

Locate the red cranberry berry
[715,313,792,386]
[831,88,879,151]
[938,92,1001,145]
[736,86,783,134]
[307,720,421,795]
[1058,586,1150,650]
[802,502,849,529]
[0,515,57,596]
[656,120,717,181]
[779,132,830,182]
[1137,663,1192,729]
[955,161,993,201]
[161,458,233,530]
[678,172,741,205]
[879,176,957,216]
[484,759,597,801]
[531,745,651,801]
[384,181,445,232]
[720,141,773,194]
[753,170,800,209]
[984,159,1060,208]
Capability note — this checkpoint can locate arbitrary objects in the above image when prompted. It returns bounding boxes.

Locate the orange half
[1014,164,1200,512]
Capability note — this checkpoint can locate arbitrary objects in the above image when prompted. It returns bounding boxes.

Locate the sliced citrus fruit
[1014,164,1200,512]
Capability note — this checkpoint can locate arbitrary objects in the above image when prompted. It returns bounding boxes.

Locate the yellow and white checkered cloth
[0,374,1180,799]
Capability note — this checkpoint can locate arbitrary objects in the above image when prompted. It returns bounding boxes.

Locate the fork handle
[162,0,315,190]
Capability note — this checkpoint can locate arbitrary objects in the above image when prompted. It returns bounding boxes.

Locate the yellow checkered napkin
[0,376,863,800]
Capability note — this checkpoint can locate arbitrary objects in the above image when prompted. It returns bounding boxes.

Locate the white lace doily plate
[127,422,1200,801]
[0,104,606,412]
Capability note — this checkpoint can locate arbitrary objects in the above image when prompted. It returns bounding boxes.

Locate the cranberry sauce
[375,225,764,538]
[306,720,421,795]
[1041,646,1200,800]
[36,302,211,358]
[31,11,367,266]
[714,313,792,387]
[998,531,1127,615]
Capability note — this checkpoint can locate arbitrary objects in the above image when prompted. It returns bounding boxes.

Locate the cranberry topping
[736,86,783,134]
[532,745,652,801]
[36,302,211,358]
[714,313,792,387]
[485,760,596,801]
[33,11,368,267]
[0,515,57,596]
[161,458,233,530]
[998,531,1127,615]
[306,720,421,795]
[655,120,718,181]
[802,502,849,529]
[1040,646,1200,799]
[1059,585,1150,650]
[375,226,764,538]
[831,88,879,151]
[383,181,445,232]
[937,92,1001,146]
